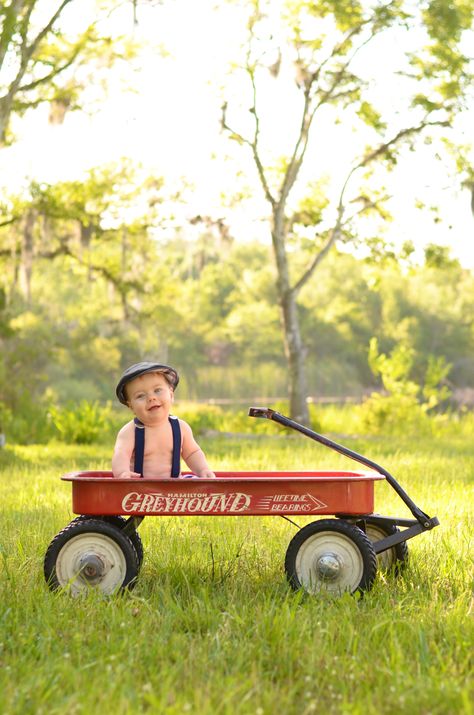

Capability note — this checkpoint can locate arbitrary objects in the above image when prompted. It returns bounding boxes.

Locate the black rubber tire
[361,518,409,574]
[285,518,377,596]
[69,515,144,568]
[44,518,139,594]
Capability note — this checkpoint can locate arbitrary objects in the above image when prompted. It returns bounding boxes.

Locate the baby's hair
[156,369,176,388]
[124,369,175,401]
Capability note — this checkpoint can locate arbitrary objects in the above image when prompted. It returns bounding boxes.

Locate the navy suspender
[133,416,181,478]
[133,418,145,475]
[169,417,181,478]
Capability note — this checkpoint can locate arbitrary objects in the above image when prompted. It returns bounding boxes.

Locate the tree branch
[221,102,276,207]
[277,90,312,215]
[278,24,379,218]
[17,46,82,92]
[358,118,451,170]
[292,212,344,296]
[61,244,144,294]
[292,114,450,295]
[0,0,24,72]
[0,216,19,228]
[26,1,72,62]
[247,65,277,208]
[0,0,74,141]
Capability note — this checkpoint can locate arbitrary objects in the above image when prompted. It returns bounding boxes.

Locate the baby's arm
[181,420,216,478]
[112,422,141,478]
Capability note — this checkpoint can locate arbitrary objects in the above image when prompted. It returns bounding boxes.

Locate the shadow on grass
[135,559,291,603]
[0,443,112,473]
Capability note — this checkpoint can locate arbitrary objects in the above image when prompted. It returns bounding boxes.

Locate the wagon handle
[248,407,437,529]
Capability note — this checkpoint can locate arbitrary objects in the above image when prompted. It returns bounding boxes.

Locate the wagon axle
[79,553,105,584]
[316,553,343,581]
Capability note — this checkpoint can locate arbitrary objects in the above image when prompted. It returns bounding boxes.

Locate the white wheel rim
[56,533,128,596]
[295,531,364,594]
[365,525,395,570]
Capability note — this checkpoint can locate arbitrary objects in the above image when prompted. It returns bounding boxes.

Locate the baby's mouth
[148,404,160,411]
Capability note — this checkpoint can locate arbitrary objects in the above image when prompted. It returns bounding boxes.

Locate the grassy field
[0,425,473,715]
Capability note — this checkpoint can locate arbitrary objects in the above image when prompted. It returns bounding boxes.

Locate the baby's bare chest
[142,424,176,455]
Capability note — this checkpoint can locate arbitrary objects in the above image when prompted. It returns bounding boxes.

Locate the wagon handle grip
[248,407,275,419]
[248,407,436,529]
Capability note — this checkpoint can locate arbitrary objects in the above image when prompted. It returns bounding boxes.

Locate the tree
[0,162,168,314]
[0,0,133,144]
[0,163,186,414]
[222,0,474,423]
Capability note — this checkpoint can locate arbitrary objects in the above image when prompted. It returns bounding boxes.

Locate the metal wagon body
[44,408,439,596]
[64,469,382,517]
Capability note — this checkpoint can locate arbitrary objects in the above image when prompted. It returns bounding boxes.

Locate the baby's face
[125,372,174,424]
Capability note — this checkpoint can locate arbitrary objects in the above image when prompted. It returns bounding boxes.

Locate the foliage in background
[0,2,473,441]
[358,337,452,434]
[0,0,136,144]
[48,400,115,445]
[1,212,474,445]
[220,0,474,423]
[3,393,473,446]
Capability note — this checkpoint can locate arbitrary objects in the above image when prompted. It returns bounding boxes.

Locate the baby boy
[112,362,215,479]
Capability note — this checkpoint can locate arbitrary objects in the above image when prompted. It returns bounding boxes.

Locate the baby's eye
[154,388,162,394]
[135,393,146,400]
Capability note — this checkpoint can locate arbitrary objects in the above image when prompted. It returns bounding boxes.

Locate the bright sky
[1,0,473,267]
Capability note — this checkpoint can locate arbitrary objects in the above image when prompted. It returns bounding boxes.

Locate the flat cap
[116,362,179,404]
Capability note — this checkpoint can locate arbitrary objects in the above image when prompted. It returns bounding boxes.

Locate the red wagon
[44,408,439,596]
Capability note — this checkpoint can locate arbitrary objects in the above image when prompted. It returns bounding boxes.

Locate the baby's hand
[199,469,216,479]
[116,470,141,479]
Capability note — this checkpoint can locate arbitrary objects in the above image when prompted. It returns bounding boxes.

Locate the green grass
[0,427,473,715]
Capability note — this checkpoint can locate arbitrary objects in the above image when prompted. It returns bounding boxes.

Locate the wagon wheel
[44,519,139,596]
[362,518,408,574]
[69,515,144,568]
[285,519,377,596]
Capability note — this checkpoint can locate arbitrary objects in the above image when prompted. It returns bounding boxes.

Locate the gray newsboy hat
[116,362,179,404]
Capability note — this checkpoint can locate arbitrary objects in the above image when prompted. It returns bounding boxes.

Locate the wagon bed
[63,470,383,517]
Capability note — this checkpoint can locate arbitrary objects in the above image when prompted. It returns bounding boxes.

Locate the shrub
[175,400,323,436]
[358,338,452,434]
[173,403,225,435]
[0,398,56,445]
[358,393,431,435]
[48,401,114,444]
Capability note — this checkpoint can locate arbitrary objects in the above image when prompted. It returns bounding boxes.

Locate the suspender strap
[169,417,181,478]
[133,416,181,478]
[133,418,145,477]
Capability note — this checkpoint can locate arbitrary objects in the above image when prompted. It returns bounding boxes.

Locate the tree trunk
[280,287,309,424]
[0,97,13,144]
[21,209,35,303]
[272,212,309,425]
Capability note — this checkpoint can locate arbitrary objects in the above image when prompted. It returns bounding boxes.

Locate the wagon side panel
[70,474,379,517]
